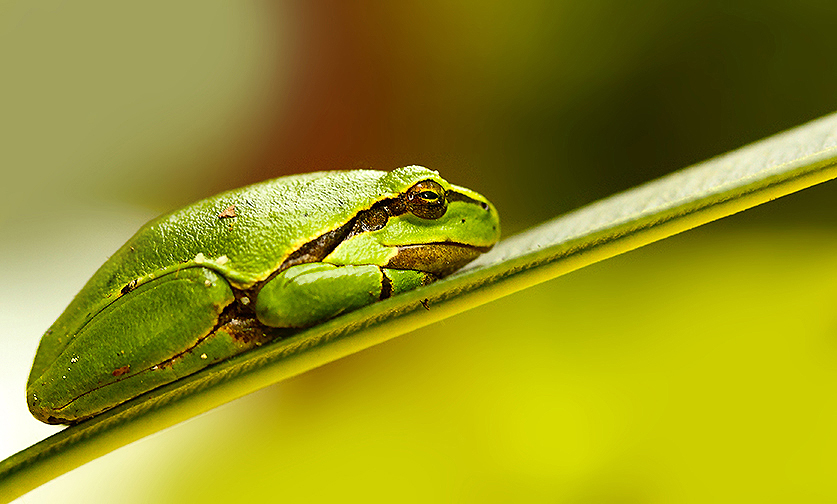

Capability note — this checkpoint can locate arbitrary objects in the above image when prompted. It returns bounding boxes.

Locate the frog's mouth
[385,242,493,278]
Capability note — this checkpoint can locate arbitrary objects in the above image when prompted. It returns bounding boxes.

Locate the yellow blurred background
[3,1,837,502]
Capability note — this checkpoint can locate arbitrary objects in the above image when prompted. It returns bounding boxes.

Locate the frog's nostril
[480,202,489,211]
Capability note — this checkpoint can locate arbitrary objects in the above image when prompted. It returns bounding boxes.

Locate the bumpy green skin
[27,166,500,424]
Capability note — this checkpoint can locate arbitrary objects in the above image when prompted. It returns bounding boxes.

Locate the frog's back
[108,170,387,289]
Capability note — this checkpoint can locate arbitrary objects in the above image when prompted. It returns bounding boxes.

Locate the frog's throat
[385,242,493,278]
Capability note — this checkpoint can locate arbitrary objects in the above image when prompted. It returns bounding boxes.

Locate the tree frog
[27,166,500,424]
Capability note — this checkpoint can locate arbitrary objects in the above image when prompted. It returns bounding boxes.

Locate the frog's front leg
[255,263,436,328]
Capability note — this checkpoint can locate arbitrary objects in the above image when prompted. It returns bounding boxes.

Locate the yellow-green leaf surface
[2,110,837,501]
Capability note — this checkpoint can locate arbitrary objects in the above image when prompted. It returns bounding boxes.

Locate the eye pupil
[419,191,438,200]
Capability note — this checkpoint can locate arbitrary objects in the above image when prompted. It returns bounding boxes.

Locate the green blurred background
[3,1,837,502]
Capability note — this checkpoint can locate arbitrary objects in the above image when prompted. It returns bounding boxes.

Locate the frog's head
[324,166,500,277]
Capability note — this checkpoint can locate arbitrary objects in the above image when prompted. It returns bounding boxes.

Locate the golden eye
[406,180,447,219]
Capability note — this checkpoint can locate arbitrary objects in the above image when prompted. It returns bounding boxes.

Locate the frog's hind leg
[27,267,237,424]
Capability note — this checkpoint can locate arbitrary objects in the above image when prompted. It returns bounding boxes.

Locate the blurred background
[3,1,837,502]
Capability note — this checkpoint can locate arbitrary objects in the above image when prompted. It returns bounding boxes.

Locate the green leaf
[3,112,837,502]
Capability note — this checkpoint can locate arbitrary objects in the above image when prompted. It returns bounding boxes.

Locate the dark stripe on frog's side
[277,216,360,271]
[273,194,410,270]
[259,195,408,277]
[245,197,401,299]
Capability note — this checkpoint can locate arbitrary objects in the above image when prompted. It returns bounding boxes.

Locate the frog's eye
[406,180,447,219]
